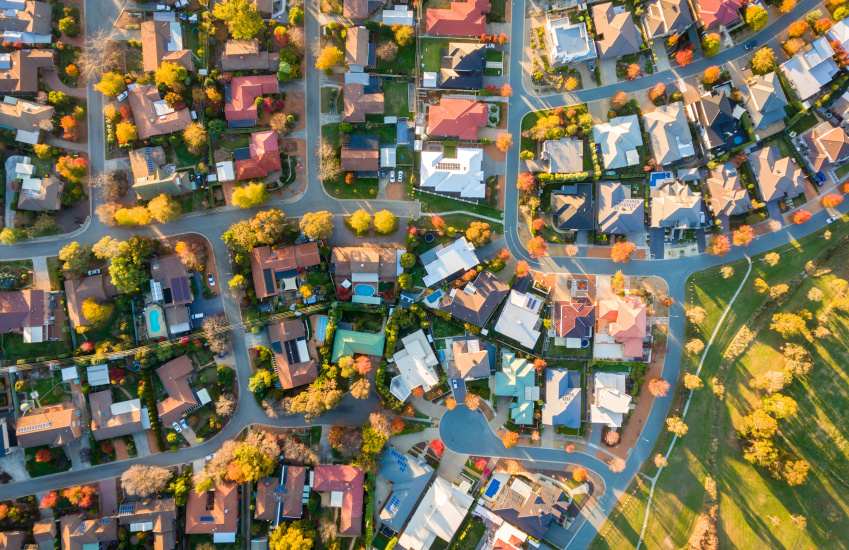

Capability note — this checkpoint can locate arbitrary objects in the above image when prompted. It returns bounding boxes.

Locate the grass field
[593,216,849,549]
[383,80,410,117]
[421,38,447,72]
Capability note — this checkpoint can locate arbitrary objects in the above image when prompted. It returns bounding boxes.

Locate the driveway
[599,59,618,86]
[189,273,224,327]
[31,256,51,290]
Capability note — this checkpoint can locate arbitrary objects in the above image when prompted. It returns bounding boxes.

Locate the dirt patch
[284,88,306,131]
[495,175,505,209]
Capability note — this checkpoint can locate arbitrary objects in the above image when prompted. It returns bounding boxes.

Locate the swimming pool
[149,309,162,332]
[423,289,443,307]
[314,315,329,344]
[354,284,375,297]
[144,304,168,339]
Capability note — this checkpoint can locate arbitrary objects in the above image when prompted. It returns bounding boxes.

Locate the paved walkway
[132,431,151,458]
[389,427,439,454]
[31,256,50,290]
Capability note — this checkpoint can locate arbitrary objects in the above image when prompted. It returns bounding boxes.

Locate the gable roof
[268,319,317,389]
[60,513,117,550]
[256,466,307,522]
[425,0,490,36]
[591,371,632,427]
[0,0,51,36]
[342,145,380,172]
[780,37,839,100]
[551,184,594,230]
[398,477,474,550]
[225,75,279,122]
[750,145,806,203]
[343,82,384,123]
[541,138,584,173]
[650,180,703,228]
[447,270,509,327]
[128,146,193,199]
[420,147,485,199]
[743,72,788,130]
[695,92,739,150]
[331,328,386,362]
[221,39,279,71]
[451,338,491,379]
[63,274,118,329]
[313,465,364,536]
[378,447,434,533]
[705,162,751,216]
[115,498,177,550]
[88,390,144,441]
[140,20,193,73]
[127,84,192,139]
[696,0,742,28]
[592,2,642,59]
[15,402,82,448]
[390,329,440,401]
[185,482,239,535]
[494,290,543,349]
[0,95,52,137]
[155,355,198,425]
[343,0,380,19]
[553,300,595,339]
[426,98,488,140]
[643,0,692,37]
[592,114,643,169]
[440,42,485,90]
[345,26,370,68]
[250,242,321,300]
[597,292,646,359]
[235,130,281,180]
[542,369,582,428]
[421,237,480,287]
[493,350,538,424]
[0,48,52,92]
[0,289,46,333]
[642,102,695,165]
[597,181,646,234]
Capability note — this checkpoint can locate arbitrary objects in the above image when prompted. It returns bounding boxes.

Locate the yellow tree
[183,123,208,155]
[115,122,137,146]
[299,210,335,240]
[373,210,398,235]
[232,182,269,209]
[315,46,344,71]
[348,209,372,235]
[147,194,182,223]
[94,71,126,97]
[496,133,513,152]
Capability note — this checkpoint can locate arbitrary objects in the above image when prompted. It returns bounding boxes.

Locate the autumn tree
[115,121,138,145]
[648,82,666,103]
[501,430,519,448]
[121,465,173,497]
[702,33,721,57]
[445,396,457,410]
[751,47,777,74]
[465,221,492,246]
[702,65,722,85]
[764,252,781,266]
[373,210,398,235]
[213,0,264,39]
[203,316,231,355]
[761,393,798,419]
[232,182,269,209]
[350,378,371,399]
[269,521,315,550]
[743,438,778,467]
[464,393,481,410]
[788,19,809,37]
[610,241,636,263]
[686,305,707,325]
[654,454,668,468]
[626,63,641,79]
[285,378,344,419]
[675,46,694,66]
[515,260,529,277]
[496,132,513,152]
[770,312,811,341]
[155,61,188,91]
[393,24,414,46]
[59,241,93,276]
[40,491,59,509]
[526,236,547,258]
[319,140,342,182]
[348,209,373,235]
[216,394,236,417]
[610,91,628,110]
[299,210,335,240]
[648,377,670,397]
[685,339,705,356]
[148,193,182,223]
[81,298,113,330]
[376,41,398,61]
[666,416,689,437]
[780,0,797,12]
[782,459,810,486]
[183,123,208,155]
[315,45,345,71]
[517,172,537,193]
[174,240,206,272]
[94,71,126,97]
[707,234,731,256]
[732,225,754,246]
[572,467,588,482]
[813,16,833,35]
[821,193,844,208]
[745,4,768,31]
[431,215,446,234]
[792,209,812,224]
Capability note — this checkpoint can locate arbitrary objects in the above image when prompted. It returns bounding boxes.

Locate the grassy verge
[417,192,503,220]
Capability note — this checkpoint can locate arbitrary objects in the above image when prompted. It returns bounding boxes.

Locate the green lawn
[320,86,340,114]
[326,177,378,199]
[25,447,71,477]
[383,80,410,117]
[487,0,506,22]
[592,215,849,549]
[450,515,486,549]
[432,316,464,338]
[421,38,448,72]
[1,333,72,363]
[216,132,251,152]
[416,192,503,220]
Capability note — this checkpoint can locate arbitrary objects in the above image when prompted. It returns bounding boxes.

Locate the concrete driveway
[599,58,619,86]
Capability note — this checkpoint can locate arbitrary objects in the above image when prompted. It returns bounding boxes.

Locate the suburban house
[63,273,118,332]
[397,477,474,550]
[426,98,488,140]
[33,520,56,548]
[543,369,582,429]
[749,145,806,203]
[740,72,788,133]
[115,498,178,549]
[255,465,308,524]
[829,90,849,120]
[0,0,52,44]
[0,49,53,92]
[420,146,485,199]
[378,447,434,536]
[705,162,752,217]
[60,514,117,549]
[389,329,440,401]
[345,26,372,73]
[16,174,61,211]
[221,39,279,72]
[185,482,239,543]
[592,2,642,59]
[128,146,194,200]
[313,465,365,537]
[541,138,584,174]
[341,135,380,175]
[249,242,322,301]
[551,183,595,232]
[437,42,485,90]
[421,237,480,288]
[592,114,643,170]
[449,338,493,379]
[552,299,595,348]
[642,102,695,166]
[594,281,647,360]
[0,96,53,144]
[692,91,743,153]
[650,180,704,229]
[149,254,193,336]
[590,371,632,427]
[643,0,693,38]
[383,4,415,25]
[425,0,490,36]
[494,290,543,349]
[442,270,509,328]
[828,18,849,50]
[235,130,281,180]
[544,15,597,65]
[494,351,538,425]
[331,245,402,303]
[0,532,25,549]
[155,355,203,426]
[480,473,571,541]
[331,328,386,362]
[224,75,279,126]
[343,73,384,123]
[140,20,193,73]
[693,0,742,29]
[15,402,82,448]
[344,0,382,20]
[88,390,145,441]
[780,37,839,101]
[127,84,192,140]
[268,318,317,390]
[802,121,849,176]
[597,181,645,235]
[0,289,55,343]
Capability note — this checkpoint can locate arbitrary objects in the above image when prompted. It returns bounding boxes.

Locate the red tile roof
[250,242,322,300]
[185,482,239,535]
[268,319,317,389]
[697,0,742,27]
[341,146,379,172]
[426,98,488,140]
[553,301,595,338]
[225,75,279,123]
[235,130,281,180]
[426,0,490,36]
[313,465,364,536]
[155,355,198,425]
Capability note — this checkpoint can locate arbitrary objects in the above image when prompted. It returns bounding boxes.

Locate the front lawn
[416,192,503,220]
[452,515,486,550]
[325,177,378,199]
[383,80,410,117]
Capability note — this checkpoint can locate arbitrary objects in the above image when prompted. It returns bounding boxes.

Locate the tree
[751,47,777,74]
[183,123,208,155]
[319,140,342,182]
[327,426,362,456]
[96,171,129,202]
[822,193,844,208]
[348,209,372,235]
[445,396,457,410]
[114,206,152,226]
[788,19,809,37]
[783,37,806,56]
[625,63,641,80]
[147,194,182,223]
[648,378,670,397]
[732,225,754,247]
[702,65,722,86]
[686,306,707,325]
[59,15,80,36]
[750,369,792,393]
[610,241,636,263]
[40,491,59,509]
[515,260,529,277]
[63,486,97,509]
[496,133,513,152]
[707,234,731,256]
[501,430,519,448]
[526,236,547,258]
[285,378,344,419]
[517,172,537,194]
[232,182,269,209]
[571,466,588,482]
[430,215,446,234]
[315,45,344,71]
[216,394,236,417]
[354,355,373,376]
[807,287,823,302]
[813,16,833,34]
[685,339,705,356]
[465,221,492,246]
[400,252,416,270]
[59,241,93,276]
[81,298,113,329]
[782,459,810,486]
[464,393,481,410]
[770,312,811,341]
[769,284,789,300]
[60,115,78,141]
[155,61,188,91]
[115,121,138,145]
[610,91,628,110]
[763,252,781,267]
[780,0,797,12]
[743,438,778,467]
[249,369,275,394]
[745,4,768,30]
[500,83,513,97]
[675,46,694,66]
[393,24,415,46]
[373,210,398,234]
[56,155,87,184]
[350,378,371,399]
[213,0,265,40]
[35,448,52,463]
[121,465,172,497]
[299,211,334,240]
[95,71,126,97]
[792,209,812,224]
[376,41,398,61]
[203,316,231,355]
[666,416,689,437]
[398,273,412,290]
[174,240,206,271]
[762,393,798,419]
[702,33,721,57]
[92,236,121,260]
[604,430,620,445]
[654,454,668,468]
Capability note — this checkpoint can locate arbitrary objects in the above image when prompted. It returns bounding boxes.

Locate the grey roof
[541,138,584,173]
[650,180,703,228]
[597,181,645,234]
[543,369,582,428]
[643,0,693,38]
[642,102,695,166]
[705,163,751,217]
[378,447,434,533]
[593,2,643,59]
[447,270,509,327]
[743,72,788,130]
[750,145,806,203]
[593,114,643,170]
[551,184,595,231]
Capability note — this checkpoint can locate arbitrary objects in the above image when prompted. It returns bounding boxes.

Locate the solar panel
[171,277,190,303]
[118,503,136,515]
[199,515,214,523]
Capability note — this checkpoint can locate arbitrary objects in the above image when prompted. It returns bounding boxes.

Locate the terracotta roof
[313,465,364,536]
[341,146,379,172]
[63,274,118,330]
[116,498,177,550]
[331,245,400,281]
[750,145,806,203]
[598,294,646,358]
[250,242,322,300]
[15,402,82,448]
[127,84,192,140]
[451,339,490,379]
[696,0,742,28]
[225,75,279,122]
[268,319,317,389]
[16,174,61,211]
[426,0,490,36]
[155,355,198,425]
[0,289,46,333]
[0,1,52,35]
[185,482,239,535]
[345,26,370,68]
[60,514,117,550]
[0,49,53,93]
[592,2,643,59]
[426,98,488,140]
[140,20,194,73]
[343,83,384,123]
[235,130,281,180]
[553,300,595,339]
[88,389,144,441]
[0,95,53,135]
[221,39,279,71]
[255,466,307,521]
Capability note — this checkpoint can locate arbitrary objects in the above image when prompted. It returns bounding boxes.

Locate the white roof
[382,5,414,25]
[494,290,543,349]
[22,325,43,343]
[829,20,849,50]
[397,477,474,550]
[422,72,438,88]
[422,237,479,287]
[61,366,79,382]
[592,114,643,170]
[86,364,110,386]
[15,128,40,144]
[213,533,237,543]
[780,37,839,100]
[380,147,397,168]
[590,371,632,427]
[546,17,597,64]
[110,399,142,416]
[420,147,485,199]
[390,329,440,401]
[197,388,212,405]
[216,161,235,182]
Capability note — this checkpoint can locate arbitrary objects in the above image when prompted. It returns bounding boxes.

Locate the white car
[180,418,189,430]
[171,421,182,433]
[207,274,216,287]
[397,170,405,183]
[191,312,204,320]
[389,170,396,183]
[826,216,838,224]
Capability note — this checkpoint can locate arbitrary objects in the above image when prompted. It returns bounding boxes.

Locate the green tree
[400,253,416,269]
[108,237,154,294]
[58,241,93,276]
[232,182,269,209]
[58,15,80,36]
[373,209,397,235]
[702,32,721,56]
[299,211,335,240]
[212,0,265,39]
[155,61,188,91]
[147,194,182,223]
[348,209,372,235]
[94,71,126,97]
[745,4,768,30]
[269,521,315,550]
[398,273,412,290]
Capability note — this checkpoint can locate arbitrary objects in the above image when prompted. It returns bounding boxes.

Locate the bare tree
[202,316,230,355]
[215,394,235,417]
[279,433,318,465]
[94,171,129,202]
[78,28,122,83]
[319,140,342,182]
[319,516,338,543]
[121,465,172,497]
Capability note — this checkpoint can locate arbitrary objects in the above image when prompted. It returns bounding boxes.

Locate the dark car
[744,39,757,51]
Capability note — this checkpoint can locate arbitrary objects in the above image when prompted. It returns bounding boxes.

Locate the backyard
[421,38,448,73]
[383,80,411,117]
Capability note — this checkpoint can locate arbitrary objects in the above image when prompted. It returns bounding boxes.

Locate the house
[643,102,695,166]
[250,242,321,300]
[15,402,82,448]
[221,39,279,72]
[780,37,839,101]
[595,279,646,360]
[235,130,281,180]
[33,520,56,550]
[494,290,543,350]
[552,299,594,348]
[829,89,849,121]
[383,4,415,26]
[224,75,279,126]
[439,42,485,90]
[127,84,192,139]
[592,3,642,59]
[693,91,742,152]
[331,328,386,362]
[426,98,488,140]
[828,18,849,50]
[0,531,24,550]
[425,0,490,36]
[650,180,704,228]
[268,318,317,389]
[140,20,193,73]
[597,181,646,234]
[345,26,372,72]
[0,49,53,92]
[397,477,474,550]
[450,338,492,379]
[590,371,632,427]
[741,72,788,132]
[544,15,596,65]
[88,390,144,440]
[186,482,239,542]
[0,289,53,342]
[643,0,692,38]
[313,465,365,537]
[343,74,384,123]
[705,162,751,217]
[421,237,480,287]
[255,466,307,523]
[0,0,51,44]
[150,254,193,336]
[803,121,849,175]
[16,173,60,211]
[481,473,571,541]
[694,0,742,28]
[342,135,380,174]
[541,138,584,174]
[115,498,177,550]
[389,329,440,401]
[331,245,402,300]
[344,0,382,20]
[155,355,200,426]
[378,447,434,535]
[60,514,117,550]
[420,147,485,199]
[592,114,643,170]
[494,350,538,424]
[551,183,594,231]
[543,369,582,428]
[0,95,53,144]
[63,273,118,331]
[444,270,509,327]
[128,146,193,199]
[750,145,806,203]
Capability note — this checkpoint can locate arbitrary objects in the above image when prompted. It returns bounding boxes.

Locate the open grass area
[320,86,340,114]
[325,177,378,199]
[417,191,503,221]
[593,216,849,549]
[383,80,410,117]
[1,333,72,363]
[421,38,447,72]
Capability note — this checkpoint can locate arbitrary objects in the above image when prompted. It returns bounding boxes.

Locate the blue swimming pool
[314,315,329,344]
[354,284,375,297]
[149,308,162,332]
[423,289,443,306]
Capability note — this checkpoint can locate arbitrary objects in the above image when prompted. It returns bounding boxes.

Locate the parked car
[207,274,216,287]
[179,418,189,430]
[397,170,405,183]
[389,170,396,183]
[826,215,838,224]
[171,422,182,433]
[191,312,204,321]
[86,268,102,276]
[743,39,757,51]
